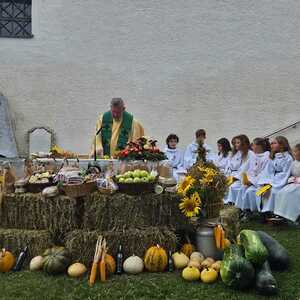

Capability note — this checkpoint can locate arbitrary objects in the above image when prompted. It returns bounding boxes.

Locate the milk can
[196,225,223,260]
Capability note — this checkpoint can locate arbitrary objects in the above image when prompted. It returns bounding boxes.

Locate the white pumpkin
[29,256,44,271]
[172,252,189,269]
[67,263,87,278]
[123,255,144,275]
[190,252,205,263]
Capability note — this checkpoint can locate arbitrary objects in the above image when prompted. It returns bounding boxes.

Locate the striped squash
[144,244,167,272]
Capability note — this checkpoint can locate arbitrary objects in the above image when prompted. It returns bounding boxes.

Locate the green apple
[116,174,122,179]
[125,178,133,183]
[119,177,125,183]
[133,177,141,183]
[148,175,156,182]
[133,170,141,178]
[141,177,149,183]
[140,170,149,178]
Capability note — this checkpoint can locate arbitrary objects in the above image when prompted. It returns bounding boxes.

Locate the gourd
[0,249,15,272]
[188,259,201,269]
[211,261,222,272]
[123,255,144,275]
[180,236,195,258]
[30,256,44,271]
[104,254,116,275]
[42,246,71,275]
[144,245,168,272]
[256,231,290,271]
[201,258,214,269]
[220,244,255,290]
[182,266,201,281]
[67,263,87,278]
[256,261,278,296]
[172,252,189,269]
[190,252,205,264]
[239,230,268,266]
[200,267,218,283]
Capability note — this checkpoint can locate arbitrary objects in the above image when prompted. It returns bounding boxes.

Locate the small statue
[2,162,16,194]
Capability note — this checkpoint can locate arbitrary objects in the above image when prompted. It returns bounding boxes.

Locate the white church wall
[1,0,300,156]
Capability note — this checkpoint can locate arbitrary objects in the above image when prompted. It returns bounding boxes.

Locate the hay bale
[83,192,190,231]
[0,228,53,265]
[0,193,79,241]
[65,227,177,266]
[220,206,240,242]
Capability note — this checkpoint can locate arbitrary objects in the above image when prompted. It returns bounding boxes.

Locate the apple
[141,177,149,183]
[119,177,125,183]
[133,177,141,183]
[116,174,122,179]
[140,170,149,178]
[125,178,133,183]
[133,170,141,178]
[148,175,156,182]
[124,171,133,178]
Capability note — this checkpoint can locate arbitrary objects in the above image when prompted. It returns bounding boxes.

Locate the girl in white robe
[235,138,270,211]
[274,144,300,222]
[214,138,231,174]
[254,136,293,214]
[184,129,215,169]
[226,135,254,204]
[164,134,184,181]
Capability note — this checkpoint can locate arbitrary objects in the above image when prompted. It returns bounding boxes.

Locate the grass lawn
[1,221,300,300]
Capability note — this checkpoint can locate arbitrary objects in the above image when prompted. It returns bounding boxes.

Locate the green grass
[1,222,300,300]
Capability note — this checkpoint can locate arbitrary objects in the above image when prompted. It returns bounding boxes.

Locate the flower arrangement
[117,137,167,161]
[177,142,228,219]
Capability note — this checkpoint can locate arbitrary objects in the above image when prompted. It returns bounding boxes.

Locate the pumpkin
[181,244,195,258]
[104,254,116,275]
[42,246,71,275]
[211,261,222,272]
[68,262,87,278]
[172,252,189,269]
[190,252,205,264]
[188,259,201,269]
[0,249,15,272]
[182,266,201,281]
[144,245,168,272]
[201,267,218,283]
[201,259,213,269]
[123,255,144,275]
[30,256,44,271]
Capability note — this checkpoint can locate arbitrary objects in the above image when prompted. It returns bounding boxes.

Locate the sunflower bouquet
[177,142,228,219]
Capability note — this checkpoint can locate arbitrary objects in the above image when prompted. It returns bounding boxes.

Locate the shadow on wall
[0,93,18,158]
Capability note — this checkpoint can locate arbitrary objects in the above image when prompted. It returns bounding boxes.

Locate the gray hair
[111,98,124,107]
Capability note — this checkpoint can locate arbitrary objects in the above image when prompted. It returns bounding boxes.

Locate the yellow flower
[177,176,195,195]
[179,192,201,218]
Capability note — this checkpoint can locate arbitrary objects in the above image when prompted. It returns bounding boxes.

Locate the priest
[92,98,145,158]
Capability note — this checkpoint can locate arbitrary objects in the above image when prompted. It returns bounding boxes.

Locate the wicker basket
[26,182,54,193]
[205,199,224,219]
[98,187,115,195]
[116,181,155,195]
[61,181,97,198]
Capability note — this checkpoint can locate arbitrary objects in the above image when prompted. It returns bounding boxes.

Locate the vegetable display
[239,230,268,267]
[256,231,290,271]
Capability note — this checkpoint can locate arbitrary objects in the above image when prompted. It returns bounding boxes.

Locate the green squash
[256,261,278,296]
[239,230,268,267]
[220,244,255,290]
[257,231,290,271]
[42,246,71,275]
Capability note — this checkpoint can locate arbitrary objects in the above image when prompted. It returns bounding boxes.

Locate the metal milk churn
[196,225,223,260]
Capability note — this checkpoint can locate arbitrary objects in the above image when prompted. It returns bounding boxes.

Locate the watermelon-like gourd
[256,231,290,271]
[239,230,268,266]
[42,246,71,275]
[220,244,255,290]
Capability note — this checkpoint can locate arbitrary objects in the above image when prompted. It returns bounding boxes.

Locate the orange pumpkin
[104,254,116,275]
[0,249,15,272]
[144,244,168,272]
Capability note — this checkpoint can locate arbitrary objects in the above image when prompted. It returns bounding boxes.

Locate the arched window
[0,0,32,38]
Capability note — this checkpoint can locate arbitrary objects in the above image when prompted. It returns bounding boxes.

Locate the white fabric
[183,141,215,169]
[274,160,300,221]
[224,150,255,204]
[235,151,270,210]
[256,152,293,213]
[164,147,184,181]
[214,152,230,174]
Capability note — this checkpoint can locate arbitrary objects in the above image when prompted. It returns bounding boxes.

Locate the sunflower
[177,176,195,195]
[179,192,201,218]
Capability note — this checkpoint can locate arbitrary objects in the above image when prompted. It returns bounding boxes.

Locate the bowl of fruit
[114,169,157,195]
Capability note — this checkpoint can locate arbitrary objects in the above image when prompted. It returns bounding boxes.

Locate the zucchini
[239,230,268,266]
[257,231,290,271]
[220,244,255,290]
[256,261,278,296]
